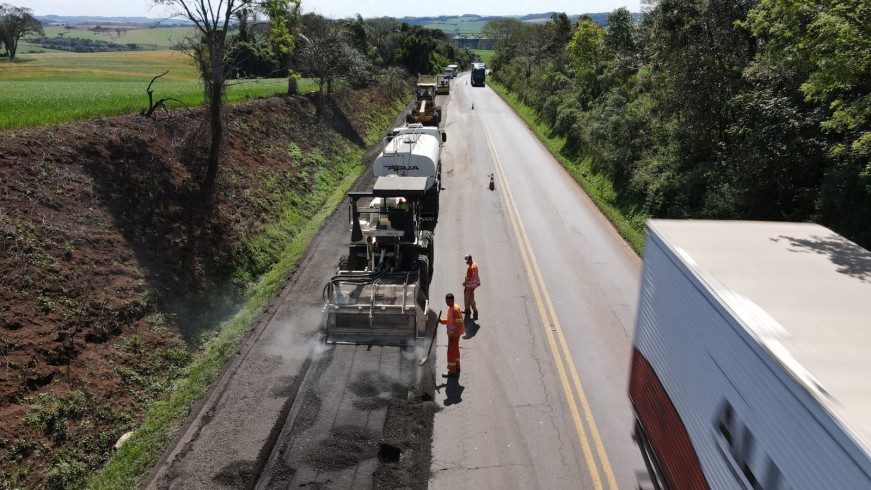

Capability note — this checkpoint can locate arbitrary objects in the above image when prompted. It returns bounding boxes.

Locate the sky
[25,0,643,19]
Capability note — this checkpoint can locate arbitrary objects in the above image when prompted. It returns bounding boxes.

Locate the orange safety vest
[465,262,480,288]
[442,305,465,337]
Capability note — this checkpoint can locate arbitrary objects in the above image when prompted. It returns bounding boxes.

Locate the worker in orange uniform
[439,293,465,378]
[463,254,480,320]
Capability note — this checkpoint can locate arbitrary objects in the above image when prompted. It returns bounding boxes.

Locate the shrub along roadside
[87,96,407,489]
[488,80,646,254]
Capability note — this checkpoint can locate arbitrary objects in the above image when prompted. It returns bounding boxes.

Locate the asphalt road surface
[144,74,649,489]
[427,73,647,489]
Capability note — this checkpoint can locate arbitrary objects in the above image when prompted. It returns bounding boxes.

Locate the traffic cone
[488,173,495,191]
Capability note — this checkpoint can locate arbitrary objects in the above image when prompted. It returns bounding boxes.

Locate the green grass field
[471,49,494,64]
[37,25,196,50]
[0,51,314,129]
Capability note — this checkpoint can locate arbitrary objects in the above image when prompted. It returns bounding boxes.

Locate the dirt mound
[0,82,407,488]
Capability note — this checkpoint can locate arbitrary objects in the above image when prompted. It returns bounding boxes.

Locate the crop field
[37,25,196,49]
[0,51,314,129]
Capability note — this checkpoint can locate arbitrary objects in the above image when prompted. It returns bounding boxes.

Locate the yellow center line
[478,113,617,490]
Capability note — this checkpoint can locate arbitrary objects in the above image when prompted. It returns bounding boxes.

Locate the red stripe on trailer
[629,348,709,490]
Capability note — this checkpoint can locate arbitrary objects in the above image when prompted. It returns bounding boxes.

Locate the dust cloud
[263,306,331,363]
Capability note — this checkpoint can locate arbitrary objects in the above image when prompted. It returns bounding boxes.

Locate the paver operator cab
[322,124,446,346]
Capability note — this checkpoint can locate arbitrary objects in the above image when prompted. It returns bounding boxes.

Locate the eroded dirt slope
[0,81,408,488]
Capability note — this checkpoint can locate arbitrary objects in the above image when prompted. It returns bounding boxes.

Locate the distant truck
[443,64,458,79]
[630,220,871,489]
[471,63,486,87]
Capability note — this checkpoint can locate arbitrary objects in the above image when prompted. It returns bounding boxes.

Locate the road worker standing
[463,254,480,319]
[439,293,465,378]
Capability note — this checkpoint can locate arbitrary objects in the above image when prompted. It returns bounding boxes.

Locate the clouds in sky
[28,0,640,19]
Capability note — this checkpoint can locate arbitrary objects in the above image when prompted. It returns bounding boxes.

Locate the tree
[0,4,44,60]
[344,14,368,54]
[566,20,605,109]
[366,17,402,67]
[742,0,871,244]
[544,12,573,57]
[259,0,299,94]
[482,18,522,52]
[393,24,446,75]
[296,14,371,115]
[604,8,637,59]
[154,0,258,197]
[746,0,871,172]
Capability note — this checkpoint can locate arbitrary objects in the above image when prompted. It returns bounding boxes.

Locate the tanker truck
[322,124,446,345]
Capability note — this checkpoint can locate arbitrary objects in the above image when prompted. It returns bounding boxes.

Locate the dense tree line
[489,2,871,248]
[31,36,141,52]
[230,12,472,81]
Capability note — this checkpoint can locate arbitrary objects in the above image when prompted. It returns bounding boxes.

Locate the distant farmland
[420,18,489,33]
[0,51,307,129]
[24,25,197,52]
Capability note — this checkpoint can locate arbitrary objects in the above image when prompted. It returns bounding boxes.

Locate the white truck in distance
[630,220,871,489]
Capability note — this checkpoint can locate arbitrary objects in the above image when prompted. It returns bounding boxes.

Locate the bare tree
[154,0,258,197]
[141,71,182,117]
[0,4,44,60]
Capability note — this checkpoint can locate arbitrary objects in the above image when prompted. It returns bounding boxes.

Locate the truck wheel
[419,231,434,268]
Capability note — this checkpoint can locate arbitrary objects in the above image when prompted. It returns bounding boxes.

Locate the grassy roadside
[488,80,646,254]
[87,95,406,489]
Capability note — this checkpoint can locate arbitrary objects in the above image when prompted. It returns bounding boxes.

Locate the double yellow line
[479,115,618,490]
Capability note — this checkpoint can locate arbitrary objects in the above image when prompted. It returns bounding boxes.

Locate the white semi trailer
[630,220,871,489]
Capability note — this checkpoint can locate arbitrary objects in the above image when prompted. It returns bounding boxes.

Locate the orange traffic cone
[488,173,495,191]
